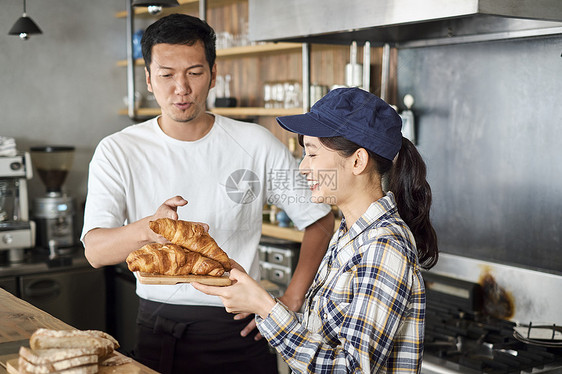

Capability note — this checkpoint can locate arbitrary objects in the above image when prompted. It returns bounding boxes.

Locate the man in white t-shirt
[81,13,334,374]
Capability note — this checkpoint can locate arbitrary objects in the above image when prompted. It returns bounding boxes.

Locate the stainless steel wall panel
[397,35,562,274]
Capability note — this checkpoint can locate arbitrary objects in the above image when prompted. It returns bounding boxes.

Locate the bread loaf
[149,218,231,271]
[18,354,98,374]
[18,329,127,373]
[29,329,118,361]
[126,243,225,276]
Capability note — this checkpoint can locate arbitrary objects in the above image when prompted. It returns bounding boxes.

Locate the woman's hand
[192,260,276,320]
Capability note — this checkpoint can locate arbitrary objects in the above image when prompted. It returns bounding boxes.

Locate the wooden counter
[0,288,157,373]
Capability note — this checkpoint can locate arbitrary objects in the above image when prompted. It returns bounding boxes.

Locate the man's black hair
[141,13,217,74]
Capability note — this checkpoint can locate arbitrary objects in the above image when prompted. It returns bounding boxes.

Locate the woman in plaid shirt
[194,87,439,373]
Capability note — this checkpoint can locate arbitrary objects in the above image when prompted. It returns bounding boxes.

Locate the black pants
[132,298,279,374]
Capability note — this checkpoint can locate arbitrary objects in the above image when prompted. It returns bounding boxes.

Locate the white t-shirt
[82,114,331,307]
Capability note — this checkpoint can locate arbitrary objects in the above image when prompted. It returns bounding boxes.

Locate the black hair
[141,13,216,75]
[298,134,438,269]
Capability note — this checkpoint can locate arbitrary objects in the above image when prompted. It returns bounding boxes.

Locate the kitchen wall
[1,0,132,234]
[397,35,562,274]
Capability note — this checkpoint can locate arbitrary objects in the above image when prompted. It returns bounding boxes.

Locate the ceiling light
[8,0,42,40]
[132,0,179,15]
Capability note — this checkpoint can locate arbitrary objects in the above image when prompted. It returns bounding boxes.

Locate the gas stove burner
[422,271,562,373]
[513,323,562,348]
[424,304,562,373]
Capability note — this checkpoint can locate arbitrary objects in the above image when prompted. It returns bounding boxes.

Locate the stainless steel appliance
[0,275,17,295]
[30,146,76,253]
[259,236,300,291]
[0,153,35,263]
[19,267,106,331]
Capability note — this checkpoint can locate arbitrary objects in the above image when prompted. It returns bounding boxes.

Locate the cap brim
[276,112,342,138]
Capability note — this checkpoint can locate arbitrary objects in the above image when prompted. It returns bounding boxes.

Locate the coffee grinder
[0,152,35,263]
[30,146,76,253]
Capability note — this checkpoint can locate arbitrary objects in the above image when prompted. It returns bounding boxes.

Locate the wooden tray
[136,272,231,286]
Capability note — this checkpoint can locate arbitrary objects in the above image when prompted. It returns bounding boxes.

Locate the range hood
[249,0,562,47]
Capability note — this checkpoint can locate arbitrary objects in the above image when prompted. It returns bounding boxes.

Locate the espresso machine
[0,153,35,263]
[30,146,76,254]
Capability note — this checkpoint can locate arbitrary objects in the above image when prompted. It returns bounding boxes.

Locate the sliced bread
[19,347,99,365]
[17,357,99,374]
[29,329,118,360]
[18,355,98,374]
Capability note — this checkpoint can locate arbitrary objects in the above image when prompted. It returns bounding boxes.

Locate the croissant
[126,243,225,277]
[149,218,231,271]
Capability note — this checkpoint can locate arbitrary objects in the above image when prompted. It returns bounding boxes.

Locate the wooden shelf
[118,107,303,117]
[261,223,304,242]
[262,218,341,243]
[116,59,144,67]
[216,42,301,57]
[118,107,161,117]
[211,107,303,116]
[115,0,241,18]
[116,42,301,67]
[115,0,197,18]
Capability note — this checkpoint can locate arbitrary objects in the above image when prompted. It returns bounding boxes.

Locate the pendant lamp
[132,0,179,15]
[8,0,42,40]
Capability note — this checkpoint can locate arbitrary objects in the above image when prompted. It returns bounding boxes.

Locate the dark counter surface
[0,247,90,277]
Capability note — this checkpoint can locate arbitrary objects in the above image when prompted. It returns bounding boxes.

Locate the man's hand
[84,195,202,268]
[237,313,259,340]
[148,196,189,243]
[147,196,210,243]
[153,195,188,221]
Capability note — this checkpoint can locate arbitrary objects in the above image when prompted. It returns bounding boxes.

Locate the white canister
[345,63,363,87]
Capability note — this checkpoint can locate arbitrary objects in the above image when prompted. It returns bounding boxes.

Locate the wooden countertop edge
[0,290,72,336]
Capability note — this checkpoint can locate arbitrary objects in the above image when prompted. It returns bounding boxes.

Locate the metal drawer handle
[25,280,61,298]
[273,254,284,262]
[273,270,285,279]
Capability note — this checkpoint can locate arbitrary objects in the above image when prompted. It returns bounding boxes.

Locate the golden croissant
[126,243,225,277]
[149,218,231,271]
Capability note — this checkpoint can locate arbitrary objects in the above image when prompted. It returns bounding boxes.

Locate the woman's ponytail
[389,137,438,269]
[308,134,439,269]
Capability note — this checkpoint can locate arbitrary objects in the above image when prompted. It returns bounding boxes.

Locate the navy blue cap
[276,87,403,161]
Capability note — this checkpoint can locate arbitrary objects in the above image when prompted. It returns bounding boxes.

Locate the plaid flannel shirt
[257,192,425,373]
